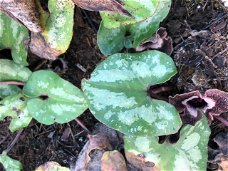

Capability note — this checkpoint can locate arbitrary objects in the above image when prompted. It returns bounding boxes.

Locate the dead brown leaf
[29,32,61,60]
[126,152,159,171]
[0,0,41,32]
[35,161,70,171]
[73,0,132,17]
[219,157,228,171]
[73,134,112,171]
[101,150,127,171]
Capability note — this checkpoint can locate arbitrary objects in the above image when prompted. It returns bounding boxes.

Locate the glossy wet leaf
[98,0,171,55]
[0,151,22,171]
[30,0,74,60]
[0,94,32,132]
[82,50,181,136]
[0,85,20,99]
[0,12,29,65]
[23,70,88,125]
[36,161,70,171]
[0,59,32,82]
[100,0,171,29]
[124,115,211,171]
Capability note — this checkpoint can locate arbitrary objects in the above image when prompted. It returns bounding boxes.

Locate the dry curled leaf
[73,134,112,171]
[29,32,61,60]
[73,0,131,17]
[126,152,159,171]
[0,0,41,32]
[136,27,173,55]
[101,150,127,171]
[169,89,228,125]
[35,161,70,171]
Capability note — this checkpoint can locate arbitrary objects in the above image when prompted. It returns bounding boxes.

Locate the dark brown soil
[0,1,227,171]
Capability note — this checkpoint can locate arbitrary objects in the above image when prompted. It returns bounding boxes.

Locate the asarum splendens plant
[1,0,227,170]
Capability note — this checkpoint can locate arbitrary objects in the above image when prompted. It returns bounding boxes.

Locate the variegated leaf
[0,151,22,171]
[23,70,88,124]
[0,59,32,82]
[30,0,74,60]
[124,115,211,171]
[100,0,171,29]
[0,84,20,99]
[82,51,181,136]
[98,0,171,55]
[0,12,29,66]
[0,93,32,132]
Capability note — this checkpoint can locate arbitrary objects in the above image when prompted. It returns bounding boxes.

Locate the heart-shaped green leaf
[0,151,22,171]
[0,85,20,99]
[124,115,211,171]
[82,51,181,136]
[0,12,29,66]
[23,70,88,125]
[0,94,32,132]
[98,0,171,55]
[0,59,32,82]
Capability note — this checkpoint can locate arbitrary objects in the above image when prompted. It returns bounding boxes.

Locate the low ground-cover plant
[1,0,226,170]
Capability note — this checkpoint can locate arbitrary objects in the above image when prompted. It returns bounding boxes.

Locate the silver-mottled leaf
[0,93,32,132]
[124,115,211,171]
[98,0,171,55]
[0,84,20,99]
[23,70,88,124]
[82,51,181,136]
[0,59,32,82]
[0,12,29,65]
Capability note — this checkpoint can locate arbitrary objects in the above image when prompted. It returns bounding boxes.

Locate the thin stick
[215,116,228,127]
[0,81,25,86]
[5,129,23,153]
[75,118,91,134]
[151,86,173,94]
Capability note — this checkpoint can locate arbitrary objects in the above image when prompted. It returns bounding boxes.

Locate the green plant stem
[0,81,25,86]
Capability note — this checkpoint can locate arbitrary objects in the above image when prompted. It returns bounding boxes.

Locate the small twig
[5,129,23,153]
[215,116,228,127]
[75,118,91,134]
[34,60,47,71]
[151,86,173,94]
[0,81,25,86]
[0,134,10,145]
[81,10,97,32]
